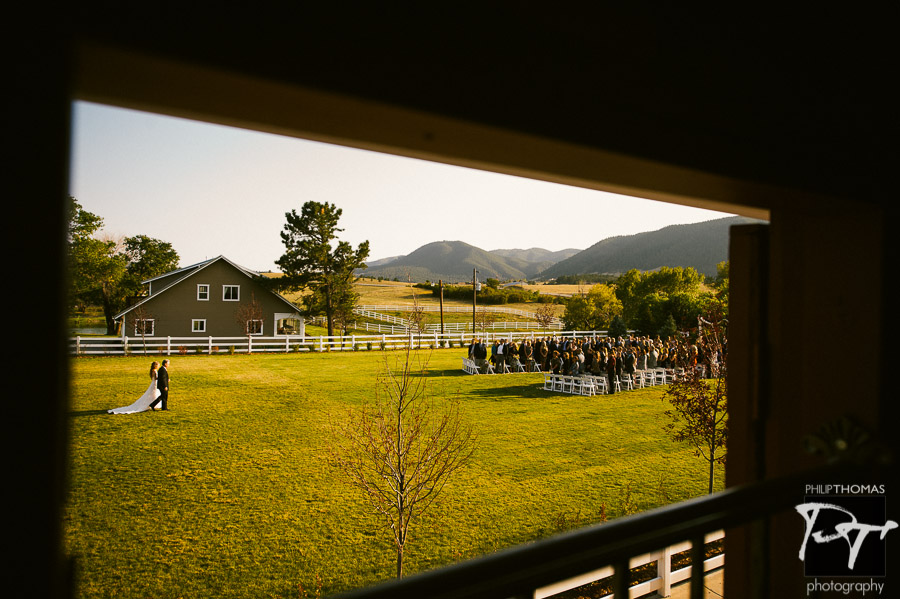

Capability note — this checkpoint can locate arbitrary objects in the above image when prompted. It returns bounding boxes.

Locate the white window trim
[247,319,264,335]
[192,319,207,333]
[223,284,240,301]
[197,284,210,301]
[134,318,155,336]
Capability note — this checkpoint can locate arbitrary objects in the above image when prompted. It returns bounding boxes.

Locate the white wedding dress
[108,374,161,414]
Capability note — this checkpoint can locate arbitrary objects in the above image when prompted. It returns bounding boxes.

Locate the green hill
[539,216,764,278]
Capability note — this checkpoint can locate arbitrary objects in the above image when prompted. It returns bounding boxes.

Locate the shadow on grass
[69,410,129,418]
[69,409,155,418]
[462,383,548,400]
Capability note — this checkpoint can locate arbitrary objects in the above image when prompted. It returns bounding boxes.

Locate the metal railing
[332,462,859,599]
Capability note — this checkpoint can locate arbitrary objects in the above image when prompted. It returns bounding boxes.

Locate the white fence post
[660,544,673,596]
[319,336,324,352]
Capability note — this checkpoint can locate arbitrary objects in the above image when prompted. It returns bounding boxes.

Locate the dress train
[108,377,161,414]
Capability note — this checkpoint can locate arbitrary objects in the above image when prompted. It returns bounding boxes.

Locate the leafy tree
[67,198,180,334]
[562,295,593,330]
[561,283,623,331]
[275,202,370,337]
[658,314,678,339]
[586,284,622,329]
[120,235,179,301]
[608,315,628,339]
[329,347,475,578]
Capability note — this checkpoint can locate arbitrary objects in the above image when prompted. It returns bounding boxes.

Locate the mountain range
[359,216,764,282]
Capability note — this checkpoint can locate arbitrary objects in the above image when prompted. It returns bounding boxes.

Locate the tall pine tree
[275,201,369,337]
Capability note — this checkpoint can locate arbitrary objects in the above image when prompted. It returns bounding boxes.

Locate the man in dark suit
[150,359,170,411]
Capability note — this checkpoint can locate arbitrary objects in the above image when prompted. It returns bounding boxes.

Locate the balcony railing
[332,462,860,599]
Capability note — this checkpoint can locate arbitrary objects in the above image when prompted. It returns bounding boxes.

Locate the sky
[69,101,734,273]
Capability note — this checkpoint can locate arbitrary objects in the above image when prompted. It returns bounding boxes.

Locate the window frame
[197,284,210,301]
[223,284,240,301]
[192,319,207,333]
[247,319,263,335]
[134,318,155,336]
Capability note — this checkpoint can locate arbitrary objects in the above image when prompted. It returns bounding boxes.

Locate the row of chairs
[462,358,543,375]
[542,368,685,396]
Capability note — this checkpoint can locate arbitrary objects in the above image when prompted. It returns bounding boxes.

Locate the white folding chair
[655,368,667,385]
[542,373,555,390]
[552,374,566,392]
[577,377,596,396]
[632,370,645,388]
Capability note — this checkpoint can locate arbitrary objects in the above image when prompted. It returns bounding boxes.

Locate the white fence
[534,530,724,599]
[354,306,564,332]
[68,330,605,357]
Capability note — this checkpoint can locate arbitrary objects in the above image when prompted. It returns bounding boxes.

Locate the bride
[108,361,162,414]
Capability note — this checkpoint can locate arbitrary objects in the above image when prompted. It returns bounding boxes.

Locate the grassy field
[65,349,723,598]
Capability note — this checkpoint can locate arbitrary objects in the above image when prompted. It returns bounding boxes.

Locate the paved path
[666,567,723,598]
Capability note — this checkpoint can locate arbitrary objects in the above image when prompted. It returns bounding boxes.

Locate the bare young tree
[405,275,428,337]
[329,347,476,578]
[234,293,265,351]
[131,304,153,355]
[474,306,497,332]
[661,308,728,494]
[533,303,557,331]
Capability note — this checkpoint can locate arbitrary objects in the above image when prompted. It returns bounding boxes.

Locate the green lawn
[65,350,723,598]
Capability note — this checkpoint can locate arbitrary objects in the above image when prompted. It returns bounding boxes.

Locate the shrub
[178,346,188,356]
[366,341,373,351]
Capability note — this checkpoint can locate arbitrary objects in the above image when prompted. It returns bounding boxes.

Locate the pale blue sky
[69,101,733,272]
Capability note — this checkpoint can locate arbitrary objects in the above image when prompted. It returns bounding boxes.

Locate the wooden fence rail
[68,330,606,357]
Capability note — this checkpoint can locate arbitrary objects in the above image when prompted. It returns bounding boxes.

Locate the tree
[661,310,727,493]
[67,197,180,334]
[67,198,125,332]
[586,284,623,329]
[562,283,623,331]
[329,347,476,578]
[562,295,593,330]
[234,292,265,348]
[474,306,496,332]
[615,267,704,328]
[607,315,628,339]
[131,304,154,354]
[275,202,370,337]
[533,304,557,331]
[120,235,179,302]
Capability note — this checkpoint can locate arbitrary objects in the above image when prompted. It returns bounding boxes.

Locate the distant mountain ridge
[540,216,764,278]
[361,241,566,282]
[358,216,764,282]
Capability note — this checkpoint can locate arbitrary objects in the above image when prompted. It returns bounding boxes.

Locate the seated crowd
[467,334,724,392]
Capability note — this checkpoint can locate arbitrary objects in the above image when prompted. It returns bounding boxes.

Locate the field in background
[66,350,722,598]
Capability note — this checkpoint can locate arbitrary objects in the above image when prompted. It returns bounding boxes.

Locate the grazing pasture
[65,349,722,598]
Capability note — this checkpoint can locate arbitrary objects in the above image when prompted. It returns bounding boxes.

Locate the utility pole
[439,279,444,335]
[472,268,477,334]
